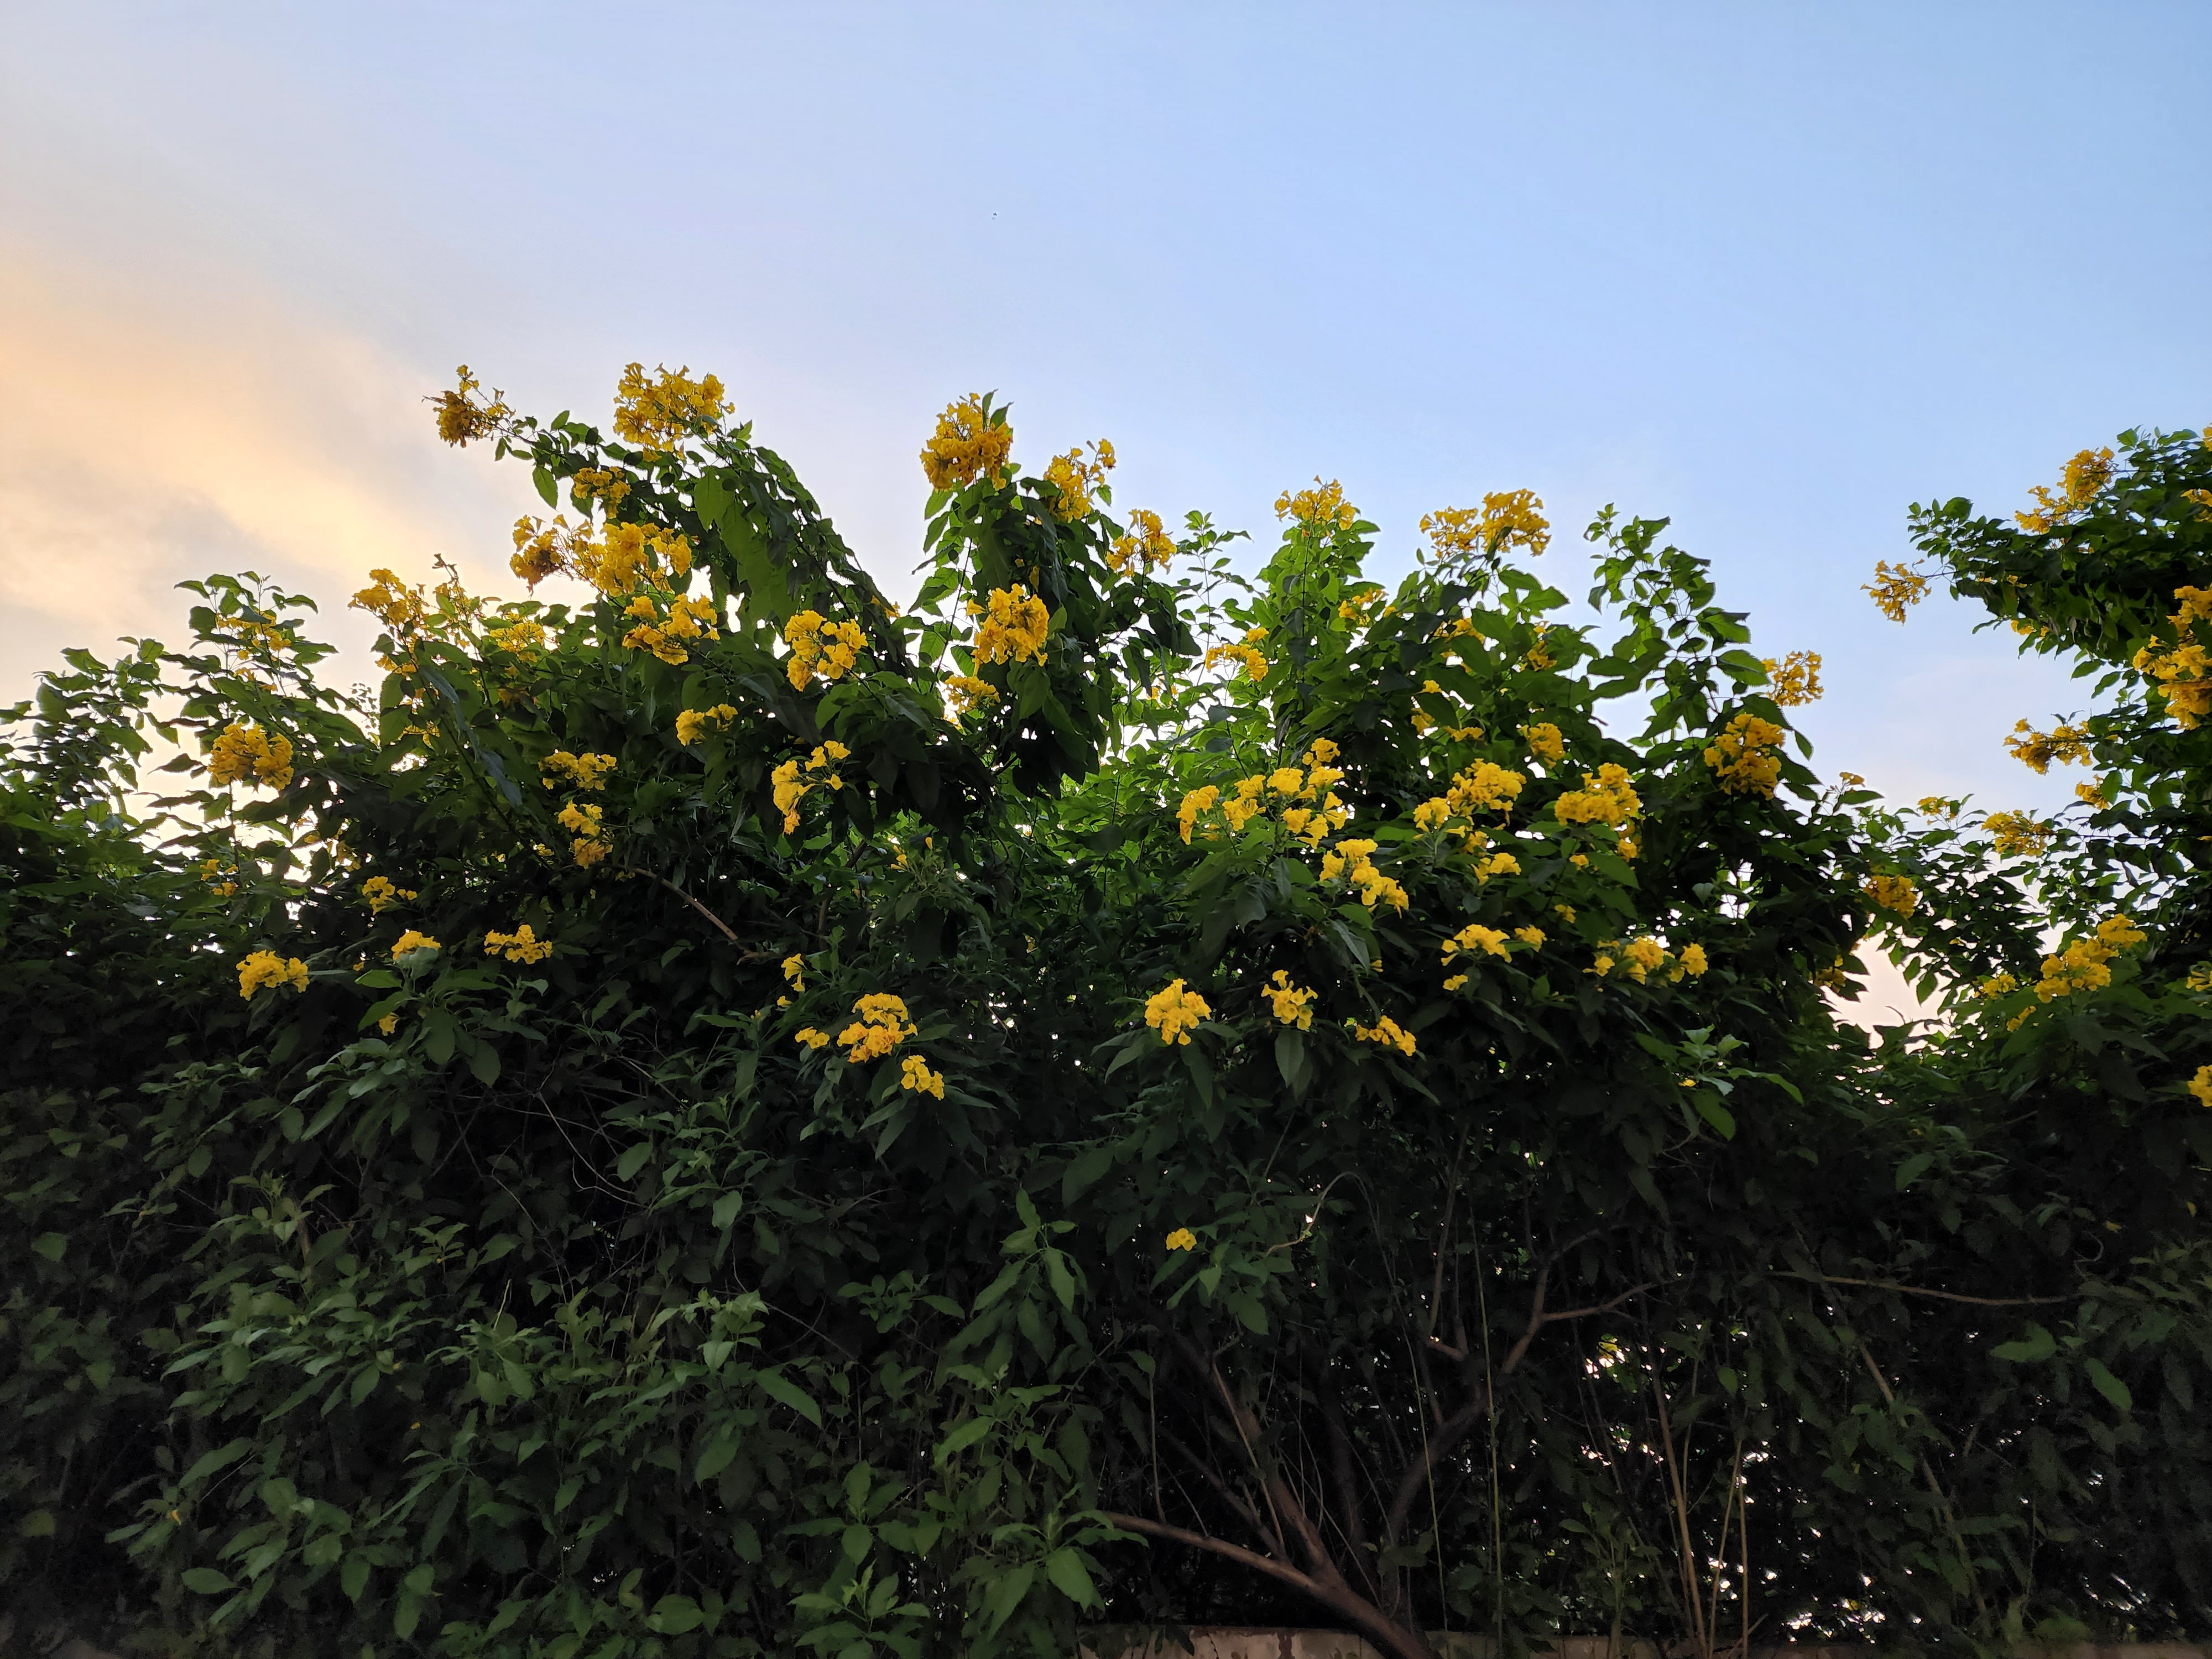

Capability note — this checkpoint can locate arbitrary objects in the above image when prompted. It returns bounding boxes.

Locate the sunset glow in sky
[6,3,2208,930]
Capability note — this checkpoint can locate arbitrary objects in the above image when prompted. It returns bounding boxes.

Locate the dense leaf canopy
[4,372,2209,1659]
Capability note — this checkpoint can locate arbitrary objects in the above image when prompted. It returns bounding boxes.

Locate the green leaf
[180,1438,253,1488]
[1992,1323,2056,1363]
[30,1233,64,1261]
[533,467,558,508]
[649,1594,704,1635]
[1061,1145,1114,1204]
[1894,1151,1934,1192]
[753,1368,822,1426]
[2084,1358,2133,1412]
[181,1567,234,1594]
[1045,1546,1100,1608]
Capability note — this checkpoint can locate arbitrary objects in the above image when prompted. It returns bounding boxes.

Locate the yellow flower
[1513,926,1546,948]
[1978,972,2020,999]
[359,875,417,915]
[972,586,1052,667]
[1621,937,1667,983]
[1557,763,1644,823]
[796,1027,831,1051]
[783,610,869,691]
[484,618,546,662]
[1555,904,1576,924]
[1522,723,1565,763]
[1671,943,1709,980]
[433,364,510,448]
[2187,1066,2212,1109]
[1176,784,1220,844]
[542,751,617,791]
[944,674,1000,716]
[570,466,632,511]
[1276,477,1358,531]
[837,993,916,1063]
[1145,979,1212,1046]
[1476,852,1520,884]
[483,924,553,963]
[1263,970,1316,1030]
[1443,923,1510,964]
[899,1054,946,1098]
[1109,506,1176,573]
[1042,439,1115,521]
[1203,627,1270,683]
[390,930,442,961]
[2023,914,2145,1009]
[1349,1015,1415,1057]
[1761,650,1823,706]
[207,722,295,791]
[1420,489,1549,565]
[612,362,728,452]
[1863,874,1919,916]
[1165,1227,1198,1252]
[783,953,806,993]
[1984,810,2054,858]
[1702,715,1784,798]
[676,704,738,746]
[1866,561,1930,622]
[2015,446,2114,533]
[377,1013,399,1035]
[2005,719,2092,774]
[236,950,308,1000]
[921,393,1014,490]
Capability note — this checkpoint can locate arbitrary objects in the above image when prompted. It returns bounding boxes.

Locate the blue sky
[4,2,2208,831]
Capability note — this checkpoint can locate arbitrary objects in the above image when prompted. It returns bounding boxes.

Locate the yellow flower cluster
[578,522,692,596]
[1977,972,2018,999]
[200,858,238,898]
[1863,874,1919,915]
[1145,978,1212,1045]
[676,704,738,746]
[1412,760,1530,841]
[1590,938,1707,984]
[1203,627,1269,682]
[622,592,721,665]
[2005,719,2091,774]
[1522,723,1565,763]
[837,993,916,1063]
[558,802,611,867]
[1349,1015,1415,1057]
[2013,915,2146,1023]
[1263,970,1316,1029]
[920,394,1014,491]
[943,674,1000,716]
[1702,715,1783,797]
[1319,839,1408,912]
[433,366,510,448]
[360,875,417,915]
[571,466,631,510]
[1043,439,1115,521]
[1419,489,1551,564]
[2132,586,2212,731]
[771,741,849,834]
[1866,561,1929,623]
[782,953,807,995]
[1165,1226,1198,1252]
[485,619,546,663]
[391,930,442,960]
[612,362,728,452]
[971,586,1051,667]
[542,751,617,791]
[1556,762,1644,824]
[2188,1065,2212,1109]
[1523,623,1557,671]
[899,1054,946,1098]
[783,611,868,692]
[483,924,554,963]
[1108,507,1176,574]
[509,516,593,589]
[1762,650,1823,706]
[237,950,308,999]
[1443,923,1510,967]
[1984,811,2054,859]
[1338,588,1385,624]
[2015,446,2113,533]
[208,722,295,791]
[1178,744,1350,848]
[1276,477,1358,531]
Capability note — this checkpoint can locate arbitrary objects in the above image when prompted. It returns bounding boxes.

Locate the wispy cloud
[0,257,520,695]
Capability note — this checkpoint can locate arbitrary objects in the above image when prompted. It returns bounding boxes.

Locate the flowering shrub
[4,381,2210,1659]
